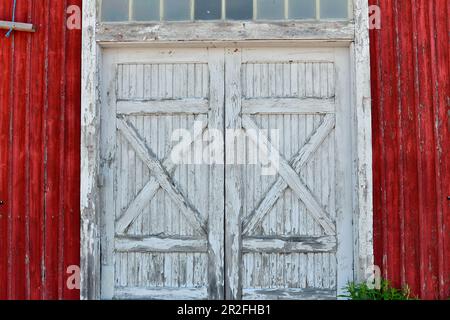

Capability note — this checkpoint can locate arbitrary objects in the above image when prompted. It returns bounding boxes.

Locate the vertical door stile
[100,53,117,300]
[225,48,243,300]
[334,47,354,296]
[207,48,226,299]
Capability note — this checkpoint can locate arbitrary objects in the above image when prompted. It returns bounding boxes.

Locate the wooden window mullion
[316,0,321,20]
[129,0,133,21]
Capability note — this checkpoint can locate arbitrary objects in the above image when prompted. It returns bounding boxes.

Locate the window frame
[99,0,354,22]
[81,0,373,300]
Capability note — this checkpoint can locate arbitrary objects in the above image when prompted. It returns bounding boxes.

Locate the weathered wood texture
[100,47,350,300]
[105,52,225,299]
[0,0,81,299]
[224,48,243,300]
[81,1,371,301]
[81,0,100,300]
[96,21,355,43]
[370,0,450,299]
[2,0,447,301]
[115,287,208,300]
[352,0,373,283]
[231,52,351,300]
[243,288,335,300]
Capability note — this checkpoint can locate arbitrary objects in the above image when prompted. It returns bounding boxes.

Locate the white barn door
[224,47,353,300]
[100,48,225,300]
[100,46,353,300]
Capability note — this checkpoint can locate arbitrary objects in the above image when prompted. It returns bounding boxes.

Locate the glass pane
[102,0,129,22]
[100,0,349,22]
[289,0,315,19]
[257,0,284,20]
[320,0,348,19]
[195,0,221,20]
[226,0,253,20]
[133,0,160,21]
[164,0,191,21]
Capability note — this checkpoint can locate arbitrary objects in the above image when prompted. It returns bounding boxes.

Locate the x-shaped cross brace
[242,114,337,236]
[115,116,208,235]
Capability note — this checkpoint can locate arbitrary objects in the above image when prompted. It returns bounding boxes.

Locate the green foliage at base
[340,280,418,300]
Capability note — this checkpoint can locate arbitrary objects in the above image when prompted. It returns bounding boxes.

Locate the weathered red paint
[0,0,448,300]
[370,0,449,299]
[0,0,81,299]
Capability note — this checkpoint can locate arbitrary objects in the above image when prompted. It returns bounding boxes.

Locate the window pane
[257,0,284,20]
[289,0,315,19]
[133,0,160,21]
[100,0,349,22]
[226,0,253,20]
[164,0,191,21]
[320,0,348,19]
[195,0,221,20]
[102,0,129,22]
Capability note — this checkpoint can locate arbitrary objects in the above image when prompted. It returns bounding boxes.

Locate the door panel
[101,48,225,300]
[225,47,352,300]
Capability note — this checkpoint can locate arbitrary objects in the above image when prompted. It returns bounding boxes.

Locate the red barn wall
[0,0,448,300]
[369,0,449,299]
[0,0,81,299]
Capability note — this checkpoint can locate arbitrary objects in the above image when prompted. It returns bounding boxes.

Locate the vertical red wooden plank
[377,1,389,283]
[415,0,440,299]
[28,0,48,300]
[397,0,421,296]
[0,0,13,300]
[410,0,428,298]
[393,0,407,288]
[44,0,66,299]
[9,0,33,300]
[57,0,68,299]
[369,0,384,276]
[375,0,387,283]
[63,0,82,300]
[433,0,450,299]
[427,0,442,300]
[23,0,33,299]
[447,0,450,299]
[437,1,450,299]
[380,0,402,288]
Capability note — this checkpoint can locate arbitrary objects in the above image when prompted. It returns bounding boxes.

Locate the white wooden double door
[100,46,353,300]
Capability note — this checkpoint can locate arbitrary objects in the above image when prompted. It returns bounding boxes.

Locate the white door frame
[80,0,373,300]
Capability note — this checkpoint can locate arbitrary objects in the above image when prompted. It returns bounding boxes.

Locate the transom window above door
[101,0,351,22]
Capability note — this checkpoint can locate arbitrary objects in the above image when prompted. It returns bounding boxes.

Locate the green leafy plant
[340,280,418,300]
